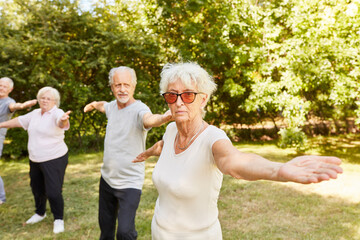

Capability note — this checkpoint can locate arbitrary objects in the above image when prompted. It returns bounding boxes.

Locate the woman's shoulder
[204,125,229,142]
[18,108,40,120]
[51,106,65,115]
[163,122,177,139]
[167,121,176,128]
[207,125,226,134]
[28,108,42,115]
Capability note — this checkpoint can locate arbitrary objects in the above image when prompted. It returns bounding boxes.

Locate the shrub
[278,127,308,152]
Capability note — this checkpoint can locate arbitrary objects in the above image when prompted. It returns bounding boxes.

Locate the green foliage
[0,0,359,153]
[0,0,167,155]
[2,128,28,159]
[278,127,308,152]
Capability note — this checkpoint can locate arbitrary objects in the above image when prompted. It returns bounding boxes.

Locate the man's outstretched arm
[83,101,107,113]
[8,99,37,112]
[143,110,173,129]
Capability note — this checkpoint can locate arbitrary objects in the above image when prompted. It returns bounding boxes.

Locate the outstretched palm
[278,156,342,184]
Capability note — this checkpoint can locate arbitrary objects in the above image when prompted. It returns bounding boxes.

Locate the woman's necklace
[176,121,204,150]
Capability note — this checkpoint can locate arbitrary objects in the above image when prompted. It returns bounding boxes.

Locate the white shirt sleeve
[18,110,36,130]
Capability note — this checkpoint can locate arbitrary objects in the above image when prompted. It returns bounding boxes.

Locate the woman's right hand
[132,140,164,163]
[133,152,150,163]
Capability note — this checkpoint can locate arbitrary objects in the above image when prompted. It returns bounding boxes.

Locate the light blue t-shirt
[0,97,15,156]
[101,100,151,190]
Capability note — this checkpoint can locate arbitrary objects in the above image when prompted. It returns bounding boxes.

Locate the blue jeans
[0,135,6,202]
[0,176,5,202]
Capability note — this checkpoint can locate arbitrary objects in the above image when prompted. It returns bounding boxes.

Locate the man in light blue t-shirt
[84,66,172,240]
[0,77,37,204]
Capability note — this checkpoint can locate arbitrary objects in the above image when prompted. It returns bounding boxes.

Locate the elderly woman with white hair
[134,62,343,239]
[0,86,71,234]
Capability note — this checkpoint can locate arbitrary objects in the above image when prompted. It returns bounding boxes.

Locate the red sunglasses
[162,92,204,104]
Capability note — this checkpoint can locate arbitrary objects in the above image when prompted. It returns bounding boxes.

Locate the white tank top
[152,122,230,239]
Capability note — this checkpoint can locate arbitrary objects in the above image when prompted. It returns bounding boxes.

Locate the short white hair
[160,62,217,104]
[37,87,61,107]
[108,66,137,86]
[0,77,14,89]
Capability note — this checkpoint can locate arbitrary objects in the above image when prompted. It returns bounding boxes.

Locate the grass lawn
[0,137,359,240]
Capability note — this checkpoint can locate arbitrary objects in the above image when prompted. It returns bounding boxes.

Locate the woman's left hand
[58,111,71,128]
[61,111,71,121]
[278,156,343,184]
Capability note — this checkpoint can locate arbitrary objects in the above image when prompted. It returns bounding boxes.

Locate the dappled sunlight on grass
[137,208,155,218]
[230,140,360,204]
[308,134,360,164]
[142,157,157,189]
[219,176,360,240]
[234,141,300,162]
[222,139,360,239]
[275,163,360,204]
[1,137,359,239]
[69,152,104,163]
[0,153,103,239]
[66,162,102,177]
[143,177,154,187]
[236,134,360,165]
[0,158,29,175]
[144,159,156,173]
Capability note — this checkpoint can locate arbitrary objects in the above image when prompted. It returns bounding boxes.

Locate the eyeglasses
[40,97,54,102]
[162,92,204,104]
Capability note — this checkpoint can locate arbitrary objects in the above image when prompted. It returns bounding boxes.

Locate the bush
[278,127,308,152]
[2,128,28,160]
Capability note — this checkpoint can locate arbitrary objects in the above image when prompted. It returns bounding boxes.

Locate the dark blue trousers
[99,177,141,240]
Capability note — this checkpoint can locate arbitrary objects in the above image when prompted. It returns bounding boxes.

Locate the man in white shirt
[84,66,172,240]
[0,77,37,204]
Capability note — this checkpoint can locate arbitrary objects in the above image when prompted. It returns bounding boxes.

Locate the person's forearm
[9,99,37,112]
[214,140,283,181]
[149,140,164,157]
[143,110,174,129]
[84,101,106,113]
[0,118,22,129]
[214,140,342,184]
[11,103,25,111]
[92,102,103,110]
[143,114,166,128]
[226,152,283,181]
[133,140,164,163]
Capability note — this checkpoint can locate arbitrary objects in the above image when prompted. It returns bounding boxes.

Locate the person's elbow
[143,114,158,128]
[226,166,247,180]
[217,157,245,180]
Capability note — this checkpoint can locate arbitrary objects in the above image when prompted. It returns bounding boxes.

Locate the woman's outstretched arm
[0,118,22,129]
[213,139,342,184]
[133,140,164,163]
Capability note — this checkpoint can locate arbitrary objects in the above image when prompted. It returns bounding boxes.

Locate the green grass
[1,137,360,240]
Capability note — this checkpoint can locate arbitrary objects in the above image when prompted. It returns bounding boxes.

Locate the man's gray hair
[0,77,14,89]
[160,62,217,117]
[108,66,137,86]
[37,86,61,107]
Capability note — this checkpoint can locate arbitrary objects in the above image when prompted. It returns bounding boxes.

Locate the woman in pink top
[134,62,343,239]
[0,86,71,234]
